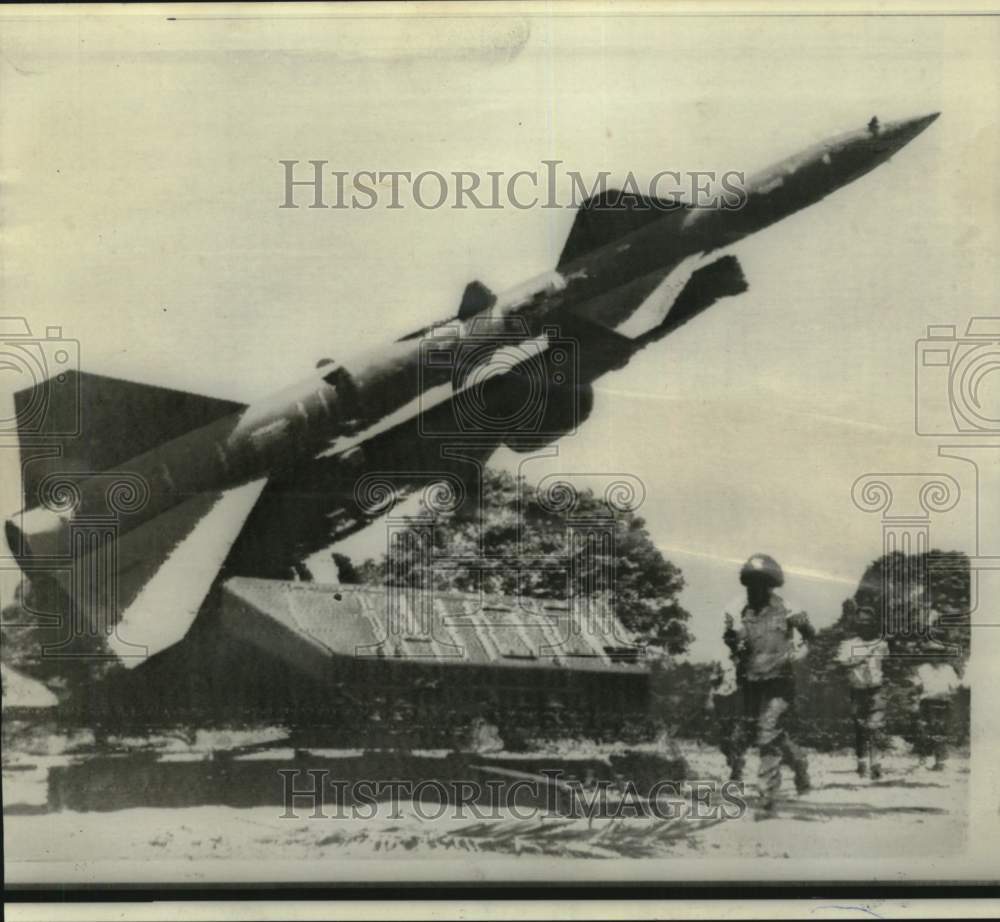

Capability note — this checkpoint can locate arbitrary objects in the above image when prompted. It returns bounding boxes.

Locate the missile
[4,113,938,663]
[686,112,941,245]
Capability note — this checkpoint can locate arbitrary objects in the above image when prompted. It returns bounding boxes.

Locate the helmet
[739,554,784,588]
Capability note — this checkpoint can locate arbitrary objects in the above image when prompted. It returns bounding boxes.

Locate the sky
[1,7,998,663]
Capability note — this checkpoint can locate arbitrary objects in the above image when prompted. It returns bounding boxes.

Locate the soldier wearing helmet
[723,553,816,817]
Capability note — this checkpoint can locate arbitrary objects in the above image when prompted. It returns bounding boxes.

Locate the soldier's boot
[754,801,778,821]
[781,737,811,794]
[854,724,866,774]
[867,738,883,780]
[793,762,811,795]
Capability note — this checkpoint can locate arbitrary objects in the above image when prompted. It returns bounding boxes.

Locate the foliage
[343,468,693,654]
[792,549,971,750]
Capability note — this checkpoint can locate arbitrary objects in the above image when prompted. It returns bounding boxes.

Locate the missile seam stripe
[251,420,288,441]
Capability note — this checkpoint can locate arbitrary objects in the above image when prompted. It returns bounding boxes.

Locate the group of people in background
[710,553,966,819]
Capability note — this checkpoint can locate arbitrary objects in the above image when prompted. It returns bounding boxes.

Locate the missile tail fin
[559,254,747,352]
[557,190,686,269]
[12,370,245,513]
[458,279,497,319]
[108,477,270,665]
[634,254,748,347]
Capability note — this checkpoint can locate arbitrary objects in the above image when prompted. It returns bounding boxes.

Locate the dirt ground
[3,740,968,881]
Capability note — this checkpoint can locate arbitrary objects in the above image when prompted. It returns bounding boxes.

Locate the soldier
[835,605,890,780]
[911,647,965,771]
[724,553,815,817]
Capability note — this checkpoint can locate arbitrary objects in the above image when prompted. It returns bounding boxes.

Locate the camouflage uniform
[724,593,815,808]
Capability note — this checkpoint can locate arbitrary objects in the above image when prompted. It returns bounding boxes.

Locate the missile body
[7,114,939,588]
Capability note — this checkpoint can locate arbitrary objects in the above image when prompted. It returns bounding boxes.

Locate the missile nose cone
[875,111,941,153]
[908,111,941,134]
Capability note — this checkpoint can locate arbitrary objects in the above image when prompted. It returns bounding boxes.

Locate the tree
[330,552,359,584]
[793,549,971,750]
[852,549,970,658]
[355,468,693,654]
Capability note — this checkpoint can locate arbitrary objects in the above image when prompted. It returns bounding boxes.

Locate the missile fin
[557,191,687,269]
[614,252,709,339]
[107,476,269,666]
[12,370,245,513]
[458,280,497,319]
[633,254,748,347]
[559,254,747,351]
